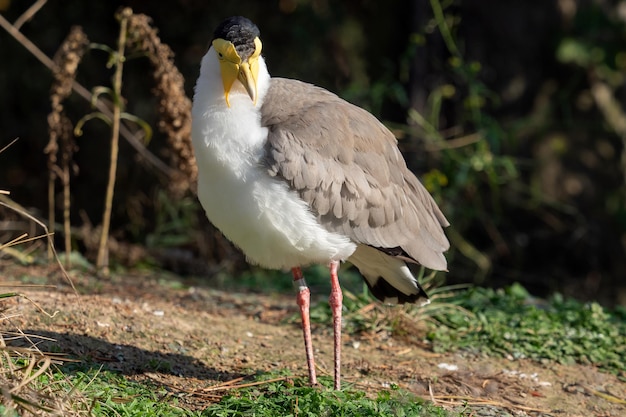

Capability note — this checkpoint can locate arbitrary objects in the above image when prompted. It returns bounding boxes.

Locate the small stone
[437,362,458,371]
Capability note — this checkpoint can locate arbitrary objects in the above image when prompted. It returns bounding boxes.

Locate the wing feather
[261,78,449,270]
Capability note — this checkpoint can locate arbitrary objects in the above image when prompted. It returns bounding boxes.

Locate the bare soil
[1,264,625,416]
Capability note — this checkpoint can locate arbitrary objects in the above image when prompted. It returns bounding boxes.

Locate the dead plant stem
[47,170,55,261]
[13,0,48,30]
[96,9,130,274]
[62,165,71,265]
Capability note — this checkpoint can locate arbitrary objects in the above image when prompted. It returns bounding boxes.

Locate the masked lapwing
[191,16,450,390]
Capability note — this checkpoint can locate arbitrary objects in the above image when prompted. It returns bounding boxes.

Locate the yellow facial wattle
[212,37,262,107]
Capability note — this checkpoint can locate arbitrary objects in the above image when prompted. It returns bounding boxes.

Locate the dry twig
[12,0,47,30]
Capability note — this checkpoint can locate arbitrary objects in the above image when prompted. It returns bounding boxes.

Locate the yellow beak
[213,38,261,107]
[238,62,257,104]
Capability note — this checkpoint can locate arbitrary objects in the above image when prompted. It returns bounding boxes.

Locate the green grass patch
[204,374,453,417]
[57,366,193,416]
[427,283,626,375]
[38,366,454,416]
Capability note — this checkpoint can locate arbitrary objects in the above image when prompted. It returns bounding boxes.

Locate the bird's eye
[218,52,224,59]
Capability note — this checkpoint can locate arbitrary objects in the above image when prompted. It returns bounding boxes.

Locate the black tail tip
[365,277,429,305]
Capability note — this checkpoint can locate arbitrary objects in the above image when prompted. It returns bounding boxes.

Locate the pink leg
[328,261,342,390]
[292,267,317,386]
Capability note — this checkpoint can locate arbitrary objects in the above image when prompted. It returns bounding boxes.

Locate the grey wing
[261,78,449,271]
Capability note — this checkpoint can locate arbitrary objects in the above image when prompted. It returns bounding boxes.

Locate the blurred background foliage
[1,0,625,305]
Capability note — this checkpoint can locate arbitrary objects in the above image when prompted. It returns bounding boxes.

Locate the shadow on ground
[14,329,246,381]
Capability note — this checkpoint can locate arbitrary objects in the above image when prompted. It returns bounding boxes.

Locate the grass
[3,365,455,417]
[428,283,626,376]
[66,367,191,416]
[205,375,452,417]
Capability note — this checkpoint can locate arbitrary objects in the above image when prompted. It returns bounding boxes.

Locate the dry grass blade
[0,232,28,250]
[579,384,626,405]
[0,232,53,250]
[0,137,20,155]
[200,376,245,389]
[11,293,59,319]
[9,356,52,394]
[200,376,290,392]
[0,232,53,264]
[431,394,550,413]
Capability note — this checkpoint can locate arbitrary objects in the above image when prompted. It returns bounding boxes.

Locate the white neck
[191,46,271,175]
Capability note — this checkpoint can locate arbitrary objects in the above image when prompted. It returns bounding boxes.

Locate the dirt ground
[1,265,625,416]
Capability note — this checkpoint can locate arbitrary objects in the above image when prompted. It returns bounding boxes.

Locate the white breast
[191,49,356,270]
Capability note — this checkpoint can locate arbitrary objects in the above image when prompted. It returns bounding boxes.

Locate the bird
[191,16,449,390]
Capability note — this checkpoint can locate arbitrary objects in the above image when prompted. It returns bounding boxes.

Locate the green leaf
[90,86,114,108]
[120,112,153,144]
[89,42,115,55]
[74,112,112,136]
